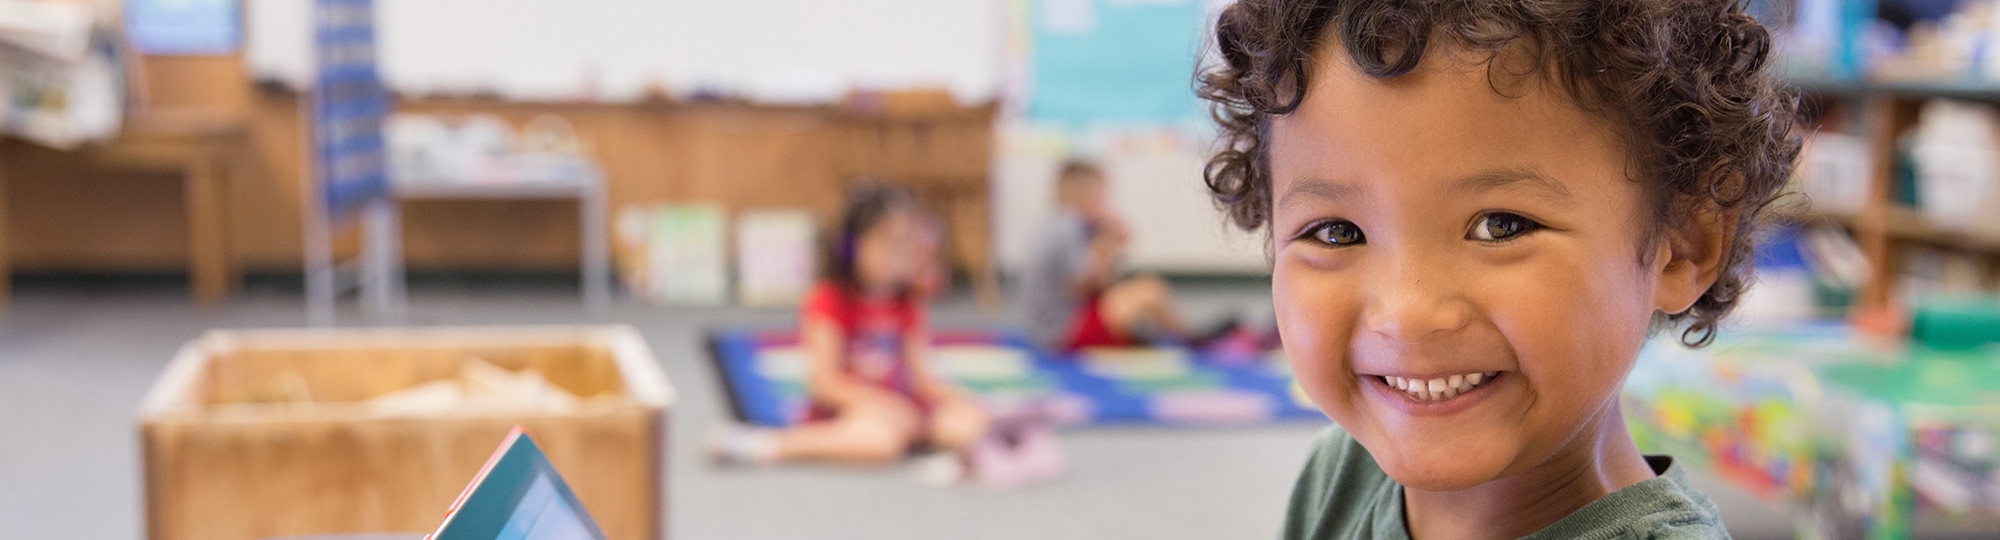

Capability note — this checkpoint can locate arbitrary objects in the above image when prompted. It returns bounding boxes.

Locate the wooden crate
[137,325,673,540]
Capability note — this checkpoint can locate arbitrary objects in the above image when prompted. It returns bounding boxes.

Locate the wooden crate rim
[137,324,674,419]
[141,399,660,427]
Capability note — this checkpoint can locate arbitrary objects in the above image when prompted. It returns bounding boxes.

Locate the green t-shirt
[1281,428,1730,540]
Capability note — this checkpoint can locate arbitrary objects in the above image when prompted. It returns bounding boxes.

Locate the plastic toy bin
[137,325,673,540]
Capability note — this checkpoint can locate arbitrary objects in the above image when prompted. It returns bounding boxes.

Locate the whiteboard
[247,0,1006,103]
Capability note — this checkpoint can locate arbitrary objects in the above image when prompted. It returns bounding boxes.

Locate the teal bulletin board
[1028,0,1207,126]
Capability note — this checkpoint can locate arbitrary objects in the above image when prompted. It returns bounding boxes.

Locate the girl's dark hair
[1196,0,1802,347]
[824,183,919,289]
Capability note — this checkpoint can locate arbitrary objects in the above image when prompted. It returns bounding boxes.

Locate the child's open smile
[1366,371,1501,408]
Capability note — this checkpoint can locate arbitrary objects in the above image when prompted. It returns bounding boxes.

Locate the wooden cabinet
[0,109,249,304]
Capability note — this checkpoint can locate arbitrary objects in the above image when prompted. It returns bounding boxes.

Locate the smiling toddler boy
[1196,1,1800,538]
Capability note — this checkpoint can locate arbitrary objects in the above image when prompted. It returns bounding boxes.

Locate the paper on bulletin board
[735,209,818,307]
[1027,0,1205,126]
[126,0,241,55]
[645,204,729,305]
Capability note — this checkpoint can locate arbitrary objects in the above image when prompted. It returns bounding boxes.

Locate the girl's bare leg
[770,387,920,465]
[924,392,991,451]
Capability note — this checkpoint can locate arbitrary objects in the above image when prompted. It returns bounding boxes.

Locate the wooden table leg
[1859,95,1901,311]
[946,189,1001,312]
[184,150,233,304]
[219,149,244,292]
[581,181,612,313]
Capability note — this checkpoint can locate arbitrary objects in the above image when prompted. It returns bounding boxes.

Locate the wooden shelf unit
[1818,208,2000,254]
[0,55,1000,305]
[1799,78,2000,308]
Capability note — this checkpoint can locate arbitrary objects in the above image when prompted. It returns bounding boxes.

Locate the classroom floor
[0,275,1801,540]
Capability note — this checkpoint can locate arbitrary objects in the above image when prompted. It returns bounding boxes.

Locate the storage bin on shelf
[137,325,672,540]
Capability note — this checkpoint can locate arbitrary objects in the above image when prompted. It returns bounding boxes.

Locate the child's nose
[1360,255,1475,344]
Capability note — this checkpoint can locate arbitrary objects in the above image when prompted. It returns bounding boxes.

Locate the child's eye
[1468,212,1542,242]
[1302,220,1366,247]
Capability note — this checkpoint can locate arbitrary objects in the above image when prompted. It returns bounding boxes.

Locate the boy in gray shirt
[1014,161,1192,351]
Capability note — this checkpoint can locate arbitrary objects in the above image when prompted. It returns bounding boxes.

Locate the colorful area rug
[707,329,1324,427]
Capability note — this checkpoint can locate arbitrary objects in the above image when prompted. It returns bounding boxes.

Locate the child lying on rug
[714,185,990,466]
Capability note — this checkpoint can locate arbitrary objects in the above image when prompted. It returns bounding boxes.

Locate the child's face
[1267,49,1674,491]
[1061,175,1110,218]
[854,209,921,293]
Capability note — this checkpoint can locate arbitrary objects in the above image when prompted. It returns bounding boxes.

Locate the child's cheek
[1271,254,1367,420]
[1483,247,1652,436]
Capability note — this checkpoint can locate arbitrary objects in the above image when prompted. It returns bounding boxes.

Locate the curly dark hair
[1196,0,1801,347]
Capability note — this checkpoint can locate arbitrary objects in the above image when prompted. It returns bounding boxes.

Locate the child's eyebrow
[1276,177,1358,212]
[1450,166,1573,203]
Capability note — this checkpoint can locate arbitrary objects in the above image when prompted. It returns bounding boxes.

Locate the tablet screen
[497,473,595,540]
[432,427,609,540]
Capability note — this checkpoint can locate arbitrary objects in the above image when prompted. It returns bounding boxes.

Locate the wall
[989,128,1267,275]
[247,0,1006,103]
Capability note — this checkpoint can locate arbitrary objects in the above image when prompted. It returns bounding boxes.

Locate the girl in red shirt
[717,185,990,465]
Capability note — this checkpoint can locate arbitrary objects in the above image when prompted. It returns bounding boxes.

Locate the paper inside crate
[147,326,671,415]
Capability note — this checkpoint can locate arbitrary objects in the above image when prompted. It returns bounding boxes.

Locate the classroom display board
[126,0,241,55]
[1026,0,1207,126]
[313,0,390,216]
[709,329,1324,428]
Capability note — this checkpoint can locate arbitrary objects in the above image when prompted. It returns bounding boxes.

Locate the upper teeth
[1384,372,1497,402]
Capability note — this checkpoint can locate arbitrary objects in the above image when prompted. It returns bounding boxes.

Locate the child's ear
[1652,207,1736,316]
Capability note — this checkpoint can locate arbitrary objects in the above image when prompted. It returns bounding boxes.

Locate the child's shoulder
[1298,426,1379,480]
[1282,427,1401,540]
[1294,426,1396,511]
[801,281,923,325]
[1526,455,1733,540]
[1284,428,1733,540]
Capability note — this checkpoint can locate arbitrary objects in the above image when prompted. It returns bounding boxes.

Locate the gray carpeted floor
[0,275,1802,539]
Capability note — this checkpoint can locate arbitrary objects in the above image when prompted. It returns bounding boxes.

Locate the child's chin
[1389,468,1502,492]
[1376,447,1515,492]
